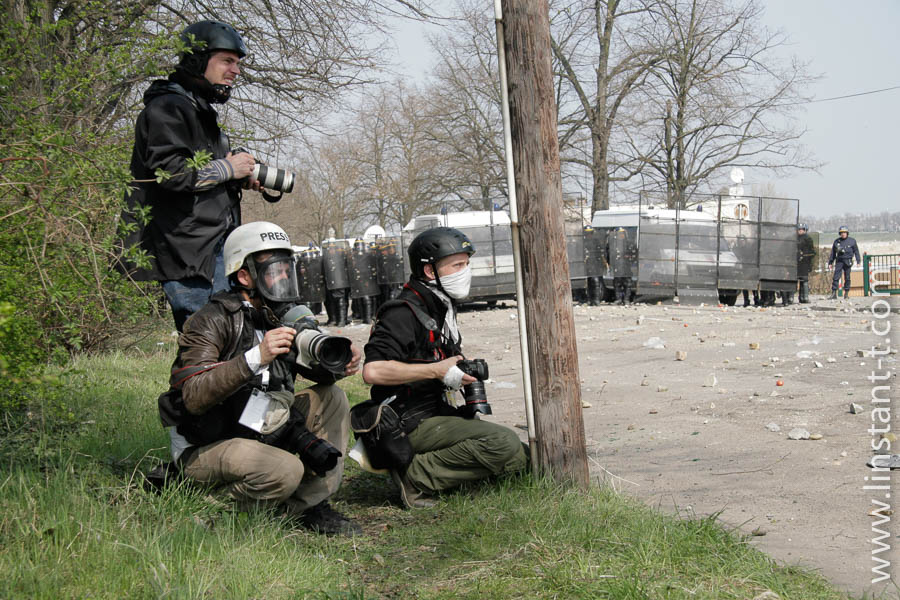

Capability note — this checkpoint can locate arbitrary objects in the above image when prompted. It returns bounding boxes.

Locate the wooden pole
[499,0,589,487]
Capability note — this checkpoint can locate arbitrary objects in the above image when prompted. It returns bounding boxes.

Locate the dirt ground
[336,292,900,598]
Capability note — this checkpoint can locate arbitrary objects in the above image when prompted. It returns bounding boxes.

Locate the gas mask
[246,250,300,315]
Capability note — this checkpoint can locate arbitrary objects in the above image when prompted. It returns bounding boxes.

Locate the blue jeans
[162,245,229,331]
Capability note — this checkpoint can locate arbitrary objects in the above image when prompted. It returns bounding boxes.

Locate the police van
[402,211,516,303]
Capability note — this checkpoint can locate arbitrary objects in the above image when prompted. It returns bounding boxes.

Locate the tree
[634,0,818,208]
[550,0,660,213]
[425,0,508,209]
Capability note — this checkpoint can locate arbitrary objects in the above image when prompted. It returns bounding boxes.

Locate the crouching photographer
[157,222,362,536]
[358,227,527,509]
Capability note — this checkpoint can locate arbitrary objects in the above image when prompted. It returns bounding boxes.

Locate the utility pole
[499,0,589,487]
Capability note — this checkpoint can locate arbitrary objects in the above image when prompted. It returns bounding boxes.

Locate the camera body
[279,304,353,375]
[457,358,491,417]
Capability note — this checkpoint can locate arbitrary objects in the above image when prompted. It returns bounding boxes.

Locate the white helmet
[224,222,299,305]
[224,222,292,276]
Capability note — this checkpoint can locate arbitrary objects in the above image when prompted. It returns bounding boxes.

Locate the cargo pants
[405,416,527,494]
[181,383,349,515]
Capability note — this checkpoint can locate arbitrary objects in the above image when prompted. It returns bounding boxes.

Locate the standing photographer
[157,222,362,535]
[120,20,262,331]
[360,227,527,509]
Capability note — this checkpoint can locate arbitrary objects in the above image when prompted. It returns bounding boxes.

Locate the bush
[0,5,174,418]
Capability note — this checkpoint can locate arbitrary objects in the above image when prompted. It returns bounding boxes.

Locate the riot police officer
[349,238,380,324]
[605,227,636,305]
[796,224,816,304]
[583,226,605,306]
[827,226,860,299]
[322,239,351,326]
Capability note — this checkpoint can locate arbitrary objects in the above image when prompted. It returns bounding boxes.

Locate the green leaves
[185,149,213,171]
[154,168,173,184]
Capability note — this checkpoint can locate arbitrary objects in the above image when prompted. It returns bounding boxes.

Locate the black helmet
[838,226,849,234]
[180,20,247,61]
[408,227,475,278]
[173,20,247,104]
[797,223,808,231]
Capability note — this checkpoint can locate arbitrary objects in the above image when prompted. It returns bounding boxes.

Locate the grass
[0,344,871,599]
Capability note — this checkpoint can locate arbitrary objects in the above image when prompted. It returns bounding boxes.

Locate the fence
[864,254,900,296]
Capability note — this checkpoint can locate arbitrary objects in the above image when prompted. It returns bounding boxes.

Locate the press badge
[238,388,272,433]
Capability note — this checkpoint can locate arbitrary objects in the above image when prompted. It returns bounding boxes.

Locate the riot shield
[322,239,350,290]
[756,197,798,291]
[376,236,406,285]
[349,239,380,299]
[297,249,325,304]
[567,229,586,285]
[583,227,606,278]
[606,228,636,278]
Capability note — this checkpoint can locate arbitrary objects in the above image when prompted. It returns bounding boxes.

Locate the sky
[387,1,900,219]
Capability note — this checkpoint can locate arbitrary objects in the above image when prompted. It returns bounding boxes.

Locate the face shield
[250,250,300,305]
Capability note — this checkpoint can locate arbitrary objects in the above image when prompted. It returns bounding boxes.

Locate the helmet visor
[253,251,299,303]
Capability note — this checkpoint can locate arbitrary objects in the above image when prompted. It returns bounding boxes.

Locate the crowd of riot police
[295,237,406,326]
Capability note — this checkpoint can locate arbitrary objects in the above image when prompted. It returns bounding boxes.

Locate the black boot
[336,293,349,326]
[297,501,362,536]
[782,292,793,306]
[361,296,374,324]
[829,290,837,300]
[324,294,336,326]
[799,282,809,304]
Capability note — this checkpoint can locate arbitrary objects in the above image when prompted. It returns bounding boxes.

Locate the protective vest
[369,278,462,426]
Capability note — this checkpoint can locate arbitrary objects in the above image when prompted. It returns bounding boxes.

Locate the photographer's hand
[343,344,362,377]
[259,326,297,365]
[225,150,256,180]
[438,356,476,384]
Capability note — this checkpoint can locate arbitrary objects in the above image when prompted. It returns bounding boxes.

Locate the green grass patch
[1,349,862,599]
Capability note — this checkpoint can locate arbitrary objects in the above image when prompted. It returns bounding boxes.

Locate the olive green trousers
[405,416,527,494]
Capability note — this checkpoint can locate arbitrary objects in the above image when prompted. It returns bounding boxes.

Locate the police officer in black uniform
[828,226,860,299]
[360,227,527,508]
[605,226,635,305]
[796,224,816,304]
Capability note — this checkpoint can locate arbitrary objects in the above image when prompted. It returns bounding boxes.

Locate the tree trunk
[500,0,589,487]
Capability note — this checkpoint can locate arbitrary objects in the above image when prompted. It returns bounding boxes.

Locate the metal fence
[864,254,900,295]
[634,192,798,301]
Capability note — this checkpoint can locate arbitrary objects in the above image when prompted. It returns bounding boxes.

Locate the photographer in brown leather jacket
[157,222,362,535]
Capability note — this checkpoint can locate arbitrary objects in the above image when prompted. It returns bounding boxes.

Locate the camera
[233,147,295,202]
[259,405,341,476]
[279,304,353,375]
[457,358,491,417]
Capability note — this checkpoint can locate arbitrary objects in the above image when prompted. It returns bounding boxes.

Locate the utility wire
[799,84,900,106]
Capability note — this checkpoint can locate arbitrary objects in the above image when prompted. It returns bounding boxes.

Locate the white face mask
[437,266,472,300]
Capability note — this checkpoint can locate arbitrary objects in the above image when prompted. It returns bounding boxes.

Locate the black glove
[295,430,342,476]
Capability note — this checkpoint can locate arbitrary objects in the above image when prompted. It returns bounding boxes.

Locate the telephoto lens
[253,163,295,194]
[457,358,491,417]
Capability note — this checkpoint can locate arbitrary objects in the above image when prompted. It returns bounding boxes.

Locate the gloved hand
[295,430,342,476]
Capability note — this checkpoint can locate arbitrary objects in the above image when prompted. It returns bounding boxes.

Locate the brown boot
[390,469,437,509]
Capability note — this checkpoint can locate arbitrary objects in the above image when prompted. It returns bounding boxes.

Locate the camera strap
[261,189,283,203]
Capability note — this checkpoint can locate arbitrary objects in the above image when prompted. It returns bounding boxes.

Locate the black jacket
[158,292,336,446]
[363,278,462,420]
[828,236,860,265]
[797,233,816,277]
[120,80,241,282]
